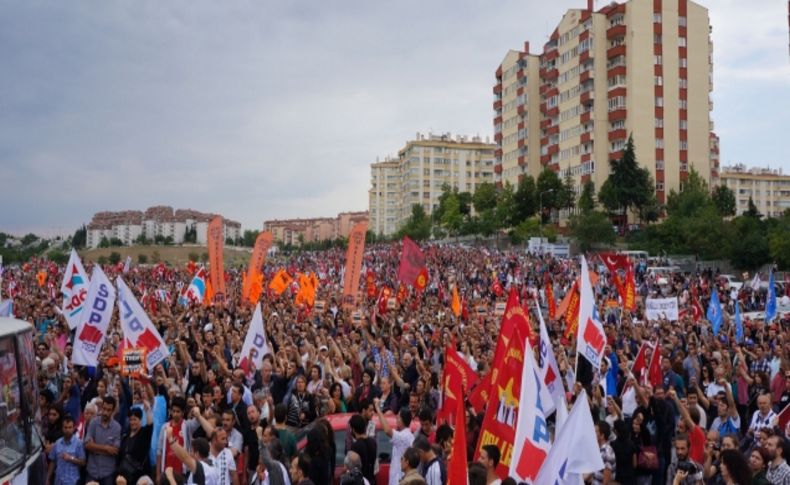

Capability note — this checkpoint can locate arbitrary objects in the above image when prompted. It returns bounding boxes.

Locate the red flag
[777,402,790,432]
[469,288,529,412]
[544,274,556,320]
[437,346,478,424]
[447,376,468,485]
[414,267,429,293]
[648,343,663,388]
[491,274,504,297]
[365,270,377,299]
[397,236,426,287]
[396,284,408,304]
[377,287,391,315]
[630,341,651,384]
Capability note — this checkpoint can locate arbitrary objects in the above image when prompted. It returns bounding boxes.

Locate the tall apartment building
[263,211,368,246]
[494,0,716,205]
[720,165,790,217]
[86,206,241,248]
[368,132,496,236]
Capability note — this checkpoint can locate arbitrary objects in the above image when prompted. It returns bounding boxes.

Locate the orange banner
[342,221,368,309]
[563,282,581,339]
[207,216,226,304]
[269,269,293,296]
[243,231,273,301]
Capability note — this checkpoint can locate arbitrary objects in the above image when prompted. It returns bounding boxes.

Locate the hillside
[80,245,252,267]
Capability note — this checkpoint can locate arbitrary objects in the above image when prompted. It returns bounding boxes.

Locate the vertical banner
[243,231,273,301]
[60,249,91,329]
[207,216,226,304]
[238,303,271,372]
[342,221,368,309]
[72,266,116,367]
[117,277,170,370]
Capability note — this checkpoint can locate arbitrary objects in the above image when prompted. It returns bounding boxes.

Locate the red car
[295,413,400,485]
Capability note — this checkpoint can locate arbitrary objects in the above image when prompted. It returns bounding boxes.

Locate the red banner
[397,236,426,287]
[544,274,556,320]
[365,270,377,299]
[342,222,368,309]
[207,216,226,304]
[437,346,478,425]
[563,282,581,339]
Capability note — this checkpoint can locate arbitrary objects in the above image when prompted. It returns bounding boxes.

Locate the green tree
[98,237,110,248]
[440,194,463,236]
[21,233,38,246]
[242,229,260,247]
[134,233,150,245]
[513,175,538,224]
[495,182,517,229]
[509,217,541,244]
[97,255,108,265]
[184,226,198,244]
[109,251,122,265]
[225,237,234,246]
[769,212,790,269]
[398,204,431,241]
[457,191,473,217]
[559,173,577,212]
[47,249,69,265]
[711,185,736,217]
[536,167,565,221]
[729,214,770,270]
[569,210,616,252]
[578,181,596,214]
[637,195,662,224]
[472,182,498,213]
[109,237,124,247]
[138,254,148,264]
[71,225,87,249]
[598,135,654,231]
[746,196,762,219]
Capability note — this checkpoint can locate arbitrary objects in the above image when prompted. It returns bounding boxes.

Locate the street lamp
[539,189,555,238]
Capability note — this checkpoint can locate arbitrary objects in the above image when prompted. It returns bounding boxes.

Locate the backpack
[423,457,447,485]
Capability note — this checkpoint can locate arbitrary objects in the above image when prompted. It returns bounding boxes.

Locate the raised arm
[164,425,197,473]
[373,398,393,438]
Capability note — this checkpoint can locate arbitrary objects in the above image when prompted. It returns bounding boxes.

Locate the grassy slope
[80,245,252,266]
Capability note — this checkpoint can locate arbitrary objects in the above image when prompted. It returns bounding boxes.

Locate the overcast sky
[1,0,788,236]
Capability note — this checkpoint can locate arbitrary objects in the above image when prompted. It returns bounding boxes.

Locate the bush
[188,252,199,262]
[47,249,69,265]
[138,254,148,264]
[152,250,161,263]
[109,251,122,265]
[97,255,108,265]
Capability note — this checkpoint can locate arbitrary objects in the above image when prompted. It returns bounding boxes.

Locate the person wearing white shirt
[374,398,414,485]
[208,428,238,485]
[165,427,220,485]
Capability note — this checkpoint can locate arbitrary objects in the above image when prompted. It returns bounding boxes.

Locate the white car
[719,274,743,291]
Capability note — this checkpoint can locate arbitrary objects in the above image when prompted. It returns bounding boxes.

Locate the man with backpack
[414,436,445,485]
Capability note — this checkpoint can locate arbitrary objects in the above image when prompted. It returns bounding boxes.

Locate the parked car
[719,274,743,291]
[295,413,401,485]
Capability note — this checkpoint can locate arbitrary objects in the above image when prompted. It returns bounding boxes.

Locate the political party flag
[474,322,527,479]
[535,301,565,416]
[776,401,790,433]
[72,266,116,367]
[544,274,556,320]
[414,267,429,293]
[648,342,663,388]
[183,268,207,305]
[377,286,392,315]
[269,269,293,296]
[708,288,723,336]
[510,337,551,483]
[535,390,604,484]
[447,373,468,485]
[243,231,273,301]
[365,270,377,299]
[735,300,744,344]
[155,289,171,305]
[123,256,132,274]
[623,265,637,312]
[246,272,264,305]
[469,288,530,412]
[766,270,777,323]
[629,341,652,385]
[61,249,90,329]
[561,282,581,339]
[397,236,426,287]
[117,277,170,370]
[750,273,761,291]
[437,345,478,425]
[207,216,226,303]
[341,222,367,308]
[577,256,606,371]
[238,303,271,373]
[295,272,318,308]
[451,286,461,317]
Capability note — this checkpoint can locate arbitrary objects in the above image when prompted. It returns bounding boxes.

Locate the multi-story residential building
[720,165,790,217]
[263,211,368,246]
[85,206,241,248]
[368,132,496,236]
[494,0,715,207]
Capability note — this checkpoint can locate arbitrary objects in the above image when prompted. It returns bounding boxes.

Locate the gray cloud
[0,0,787,236]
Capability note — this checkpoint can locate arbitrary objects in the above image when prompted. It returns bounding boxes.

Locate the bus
[0,318,45,485]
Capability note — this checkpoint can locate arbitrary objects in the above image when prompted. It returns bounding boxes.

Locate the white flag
[576,256,606,370]
[0,299,13,317]
[510,337,552,483]
[60,249,90,329]
[123,256,132,274]
[238,303,271,372]
[750,273,761,291]
[535,390,604,484]
[116,277,170,370]
[72,266,116,367]
[536,301,567,416]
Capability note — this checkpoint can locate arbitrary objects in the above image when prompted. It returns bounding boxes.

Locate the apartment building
[720,165,790,217]
[85,206,241,248]
[368,133,496,236]
[494,0,716,205]
[263,211,368,246]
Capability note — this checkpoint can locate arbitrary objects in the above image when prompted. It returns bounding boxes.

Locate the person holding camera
[666,434,704,485]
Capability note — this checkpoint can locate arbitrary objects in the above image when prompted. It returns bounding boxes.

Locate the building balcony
[494,164,503,174]
[493,84,502,95]
[579,50,591,64]
[608,129,627,141]
[547,145,559,156]
[541,119,552,129]
[517,105,526,116]
[494,148,503,158]
[581,132,592,144]
[580,70,592,83]
[494,132,503,143]
[493,100,502,111]
[544,49,559,61]
[607,65,626,79]
[607,24,626,39]
[608,108,627,121]
[607,44,626,59]
[518,155,526,167]
[608,86,627,98]
[545,68,559,79]
[541,154,552,165]
[609,149,624,160]
[547,125,560,136]
[581,111,592,123]
[546,106,559,117]
[580,91,594,104]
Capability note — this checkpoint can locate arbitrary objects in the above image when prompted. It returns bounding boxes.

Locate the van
[619,250,649,261]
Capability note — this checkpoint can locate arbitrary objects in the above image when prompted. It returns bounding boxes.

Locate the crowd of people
[3,242,790,485]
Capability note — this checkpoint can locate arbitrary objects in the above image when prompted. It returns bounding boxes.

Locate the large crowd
[3,242,790,485]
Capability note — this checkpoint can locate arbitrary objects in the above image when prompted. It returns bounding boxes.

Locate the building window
[679,16,687,27]
[655,118,663,128]
[679,119,688,130]
[679,140,688,150]
[656,138,664,149]
[654,55,663,65]
[654,34,662,44]
[679,99,688,110]
[611,119,626,130]
[678,37,687,47]
[655,76,663,86]
[679,58,687,68]
[653,13,662,23]
[656,96,664,107]
[679,78,688,89]
[656,181,665,191]
[656,160,665,170]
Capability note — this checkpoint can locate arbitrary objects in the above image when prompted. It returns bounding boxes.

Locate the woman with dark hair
[719,448,753,485]
[327,382,347,414]
[119,400,154,484]
[631,411,656,485]
[305,427,331,485]
[351,368,379,412]
[610,419,638,483]
[307,364,323,396]
[748,447,770,485]
[314,418,337,478]
[286,375,317,428]
[43,402,64,456]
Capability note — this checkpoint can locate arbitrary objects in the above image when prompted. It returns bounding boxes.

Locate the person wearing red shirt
[670,389,706,464]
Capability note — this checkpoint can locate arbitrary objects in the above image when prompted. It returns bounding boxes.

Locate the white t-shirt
[187,460,220,485]
[706,382,725,399]
[389,428,415,485]
[210,448,236,485]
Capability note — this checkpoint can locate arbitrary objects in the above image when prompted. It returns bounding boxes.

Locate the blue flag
[708,288,723,336]
[766,270,777,323]
[735,300,743,343]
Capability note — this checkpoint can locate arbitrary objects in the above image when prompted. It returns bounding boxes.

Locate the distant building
[85,206,241,248]
[263,211,368,246]
[719,165,790,217]
[368,132,496,236]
